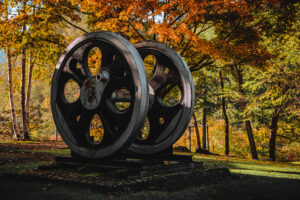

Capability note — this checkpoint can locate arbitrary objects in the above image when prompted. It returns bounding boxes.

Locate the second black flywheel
[129,41,195,155]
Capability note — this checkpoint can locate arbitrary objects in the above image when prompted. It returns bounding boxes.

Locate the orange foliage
[50,134,62,141]
[69,0,282,69]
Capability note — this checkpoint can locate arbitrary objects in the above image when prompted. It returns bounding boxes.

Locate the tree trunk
[21,2,30,140]
[206,124,209,151]
[7,47,21,139]
[269,110,280,161]
[192,113,201,150]
[202,83,208,150]
[21,48,29,140]
[202,106,207,150]
[245,120,258,159]
[232,64,258,159]
[188,126,192,151]
[25,53,34,137]
[219,71,229,155]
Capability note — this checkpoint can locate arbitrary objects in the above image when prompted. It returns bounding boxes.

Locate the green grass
[0,140,41,144]
[20,149,71,157]
[291,161,300,165]
[192,154,300,179]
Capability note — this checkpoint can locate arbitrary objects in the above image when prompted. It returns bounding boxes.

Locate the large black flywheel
[129,41,195,155]
[51,32,149,158]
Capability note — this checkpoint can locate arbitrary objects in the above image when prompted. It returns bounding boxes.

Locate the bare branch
[277,135,297,142]
[190,61,213,72]
[170,11,188,25]
[58,15,88,34]
[128,20,146,40]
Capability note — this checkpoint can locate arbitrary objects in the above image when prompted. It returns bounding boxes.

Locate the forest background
[0,0,299,162]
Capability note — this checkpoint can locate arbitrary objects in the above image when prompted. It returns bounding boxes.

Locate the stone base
[2,153,231,192]
[3,165,231,192]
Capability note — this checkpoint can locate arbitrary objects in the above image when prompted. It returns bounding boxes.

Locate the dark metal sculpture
[51,32,149,158]
[51,32,194,159]
[129,41,194,155]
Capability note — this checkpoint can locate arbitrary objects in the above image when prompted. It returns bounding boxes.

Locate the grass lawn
[0,144,300,200]
[193,154,300,180]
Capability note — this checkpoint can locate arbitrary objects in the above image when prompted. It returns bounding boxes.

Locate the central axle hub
[80,78,101,110]
[80,71,109,110]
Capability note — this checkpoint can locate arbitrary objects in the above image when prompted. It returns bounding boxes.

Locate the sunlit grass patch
[0,140,41,144]
[20,149,71,157]
[290,161,300,165]
[193,154,300,179]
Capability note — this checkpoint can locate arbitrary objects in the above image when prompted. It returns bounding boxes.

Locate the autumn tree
[219,69,230,155]
[0,0,21,139]
[0,0,83,139]
[245,2,299,160]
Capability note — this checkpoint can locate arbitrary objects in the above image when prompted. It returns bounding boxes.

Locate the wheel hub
[80,71,109,110]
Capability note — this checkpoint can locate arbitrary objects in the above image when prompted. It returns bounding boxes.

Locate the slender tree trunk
[192,113,201,150]
[21,48,29,140]
[7,48,21,139]
[21,2,30,140]
[202,106,207,150]
[219,71,229,155]
[25,53,35,137]
[202,83,208,150]
[245,120,258,159]
[206,124,209,151]
[269,110,280,161]
[232,64,258,159]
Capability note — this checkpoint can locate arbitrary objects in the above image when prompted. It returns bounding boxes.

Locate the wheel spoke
[55,99,85,145]
[68,59,85,84]
[96,103,132,145]
[74,42,93,77]
[109,52,131,82]
[149,62,168,91]
[60,59,84,86]
[56,99,82,121]
[78,111,95,145]
[98,102,133,135]
[158,82,176,99]
[154,103,183,143]
[110,74,133,89]
[99,44,115,70]
[140,102,183,144]
[110,51,125,70]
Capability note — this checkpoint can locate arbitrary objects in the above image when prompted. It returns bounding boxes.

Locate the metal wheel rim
[129,40,195,155]
[51,32,149,158]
